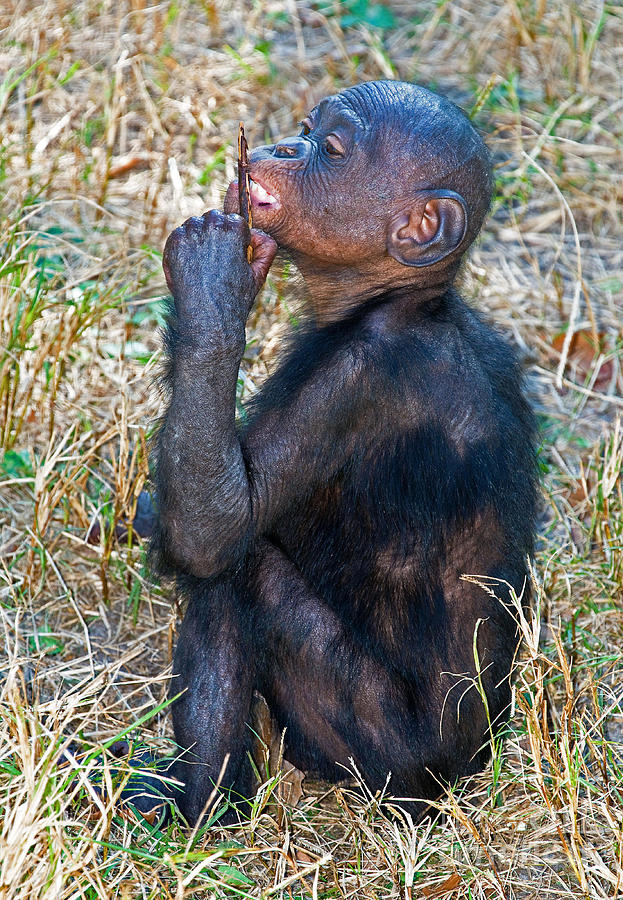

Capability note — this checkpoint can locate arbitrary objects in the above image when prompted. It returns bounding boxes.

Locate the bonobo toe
[91,743,181,827]
[109,738,130,758]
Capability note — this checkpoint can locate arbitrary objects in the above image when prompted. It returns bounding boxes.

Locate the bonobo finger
[250,230,278,290]
[162,227,184,293]
[220,212,254,256]
[221,212,250,233]
[200,209,226,229]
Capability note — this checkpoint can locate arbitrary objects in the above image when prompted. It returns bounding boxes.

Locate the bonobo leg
[167,575,256,824]
[252,541,482,818]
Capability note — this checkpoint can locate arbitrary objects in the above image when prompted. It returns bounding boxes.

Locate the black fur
[138,81,538,826]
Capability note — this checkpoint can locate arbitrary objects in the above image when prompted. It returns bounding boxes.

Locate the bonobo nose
[273,137,309,160]
[249,139,309,165]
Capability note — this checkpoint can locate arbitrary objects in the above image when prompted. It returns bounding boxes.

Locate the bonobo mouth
[226,176,281,213]
[249,176,280,209]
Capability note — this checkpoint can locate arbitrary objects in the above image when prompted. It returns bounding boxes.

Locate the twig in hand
[238,122,253,262]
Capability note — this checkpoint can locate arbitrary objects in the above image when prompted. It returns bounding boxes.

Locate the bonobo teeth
[249,179,278,206]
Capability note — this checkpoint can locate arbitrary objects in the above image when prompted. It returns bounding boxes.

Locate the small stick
[237,122,253,262]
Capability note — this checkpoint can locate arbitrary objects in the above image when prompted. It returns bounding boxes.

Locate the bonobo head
[224,80,492,320]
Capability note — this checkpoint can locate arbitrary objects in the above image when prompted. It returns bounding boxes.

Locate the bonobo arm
[157,211,370,579]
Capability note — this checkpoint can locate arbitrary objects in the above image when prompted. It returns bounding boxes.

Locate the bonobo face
[224,81,492,273]
[226,90,394,264]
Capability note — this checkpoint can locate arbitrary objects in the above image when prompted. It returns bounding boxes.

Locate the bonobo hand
[163,210,277,343]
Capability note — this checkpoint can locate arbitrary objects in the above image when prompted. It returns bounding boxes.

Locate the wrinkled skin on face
[224,81,492,313]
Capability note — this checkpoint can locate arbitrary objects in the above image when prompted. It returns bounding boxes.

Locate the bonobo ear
[387,190,468,268]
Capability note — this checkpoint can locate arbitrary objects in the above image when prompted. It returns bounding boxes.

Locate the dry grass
[0,0,622,897]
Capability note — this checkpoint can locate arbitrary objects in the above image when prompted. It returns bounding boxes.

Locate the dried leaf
[108,155,150,179]
[421,871,461,897]
[279,758,305,807]
[251,693,305,807]
[551,330,614,390]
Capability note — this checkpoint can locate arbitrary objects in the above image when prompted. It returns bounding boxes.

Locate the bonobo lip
[249,176,281,209]
[228,175,281,212]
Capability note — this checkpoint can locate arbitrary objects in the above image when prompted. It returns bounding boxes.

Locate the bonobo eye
[299,118,312,136]
[325,134,345,157]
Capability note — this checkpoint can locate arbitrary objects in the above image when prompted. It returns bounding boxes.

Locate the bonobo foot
[104,740,179,825]
[84,741,251,827]
[86,490,156,546]
[71,741,181,827]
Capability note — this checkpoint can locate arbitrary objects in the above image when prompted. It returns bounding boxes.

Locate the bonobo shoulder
[352,289,531,447]
[355,291,503,381]
[247,289,522,419]
[241,317,371,435]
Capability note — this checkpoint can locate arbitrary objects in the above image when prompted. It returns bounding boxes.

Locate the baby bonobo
[139,80,537,825]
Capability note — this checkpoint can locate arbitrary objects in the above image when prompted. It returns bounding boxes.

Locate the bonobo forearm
[156,211,277,578]
[157,339,252,578]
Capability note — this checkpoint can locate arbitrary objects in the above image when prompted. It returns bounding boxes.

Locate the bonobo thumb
[250,230,278,293]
